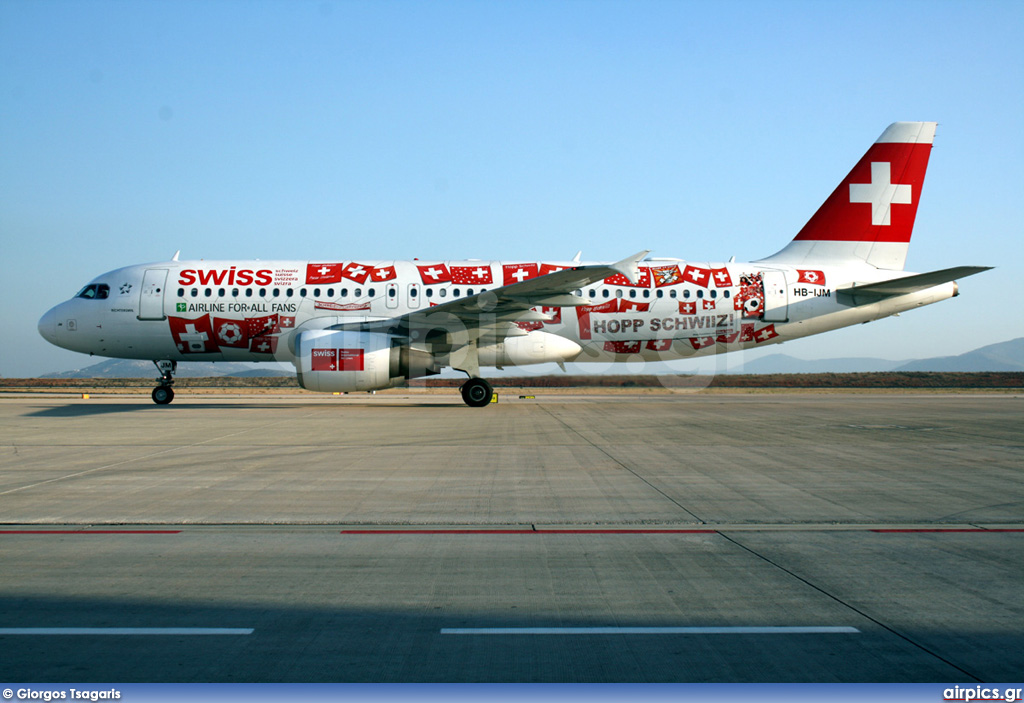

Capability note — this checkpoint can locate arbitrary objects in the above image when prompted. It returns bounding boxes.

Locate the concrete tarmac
[0,392,1021,682]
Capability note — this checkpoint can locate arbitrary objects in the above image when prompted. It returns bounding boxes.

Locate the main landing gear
[460,377,493,408]
[152,360,176,405]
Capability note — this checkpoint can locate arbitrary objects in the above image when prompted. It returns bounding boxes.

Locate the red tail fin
[759,122,936,270]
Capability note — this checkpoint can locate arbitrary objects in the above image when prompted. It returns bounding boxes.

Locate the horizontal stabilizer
[837,266,991,304]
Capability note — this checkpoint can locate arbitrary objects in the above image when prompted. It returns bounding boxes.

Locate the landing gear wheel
[460,378,493,408]
[152,386,174,405]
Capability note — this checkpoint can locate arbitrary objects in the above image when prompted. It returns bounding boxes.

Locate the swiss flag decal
[450,265,494,285]
[342,263,370,284]
[250,336,278,354]
[679,302,696,315]
[604,341,642,354]
[306,263,343,284]
[371,265,397,282]
[417,264,451,284]
[682,265,711,287]
[711,267,732,288]
[646,339,672,352]
[169,315,219,354]
[503,263,539,285]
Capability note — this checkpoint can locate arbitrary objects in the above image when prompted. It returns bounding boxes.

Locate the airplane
[38,122,990,407]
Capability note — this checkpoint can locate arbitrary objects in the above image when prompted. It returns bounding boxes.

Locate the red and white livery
[39,123,989,406]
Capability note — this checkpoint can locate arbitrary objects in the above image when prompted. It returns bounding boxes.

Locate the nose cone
[38,307,58,345]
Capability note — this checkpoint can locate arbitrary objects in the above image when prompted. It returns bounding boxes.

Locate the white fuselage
[38,257,955,367]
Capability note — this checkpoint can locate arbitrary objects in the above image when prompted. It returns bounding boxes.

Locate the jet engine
[294,329,437,393]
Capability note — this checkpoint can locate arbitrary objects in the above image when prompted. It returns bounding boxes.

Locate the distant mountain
[732,354,904,374]
[895,338,1024,372]
[40,358,294,379]
[734,338,1024,374]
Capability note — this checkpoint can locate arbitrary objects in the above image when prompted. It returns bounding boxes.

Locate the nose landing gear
[152,360,176,405]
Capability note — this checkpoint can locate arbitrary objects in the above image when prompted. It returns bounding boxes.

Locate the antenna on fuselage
[572,251,582,263]
[171,250,181,262]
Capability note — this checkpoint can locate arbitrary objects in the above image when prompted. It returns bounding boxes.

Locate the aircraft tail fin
[757,122,937,271]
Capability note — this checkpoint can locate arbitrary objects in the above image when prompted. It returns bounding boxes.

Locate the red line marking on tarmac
[340,529,718,535]
[871,529,1024,533]
[0,530,182,534]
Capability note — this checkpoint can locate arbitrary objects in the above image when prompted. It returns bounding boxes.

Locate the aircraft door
[762,270,789,322]
[385,282,399,309]
[407,282,421,308]
[138,269,168,320]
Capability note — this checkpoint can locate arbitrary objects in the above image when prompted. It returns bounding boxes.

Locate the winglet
[611,250,651,284]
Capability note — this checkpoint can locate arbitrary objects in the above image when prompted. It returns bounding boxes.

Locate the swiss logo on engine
[311,348,338,371]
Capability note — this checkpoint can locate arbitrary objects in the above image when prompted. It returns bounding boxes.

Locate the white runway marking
[441,626,859,635]
[0,634,253,638]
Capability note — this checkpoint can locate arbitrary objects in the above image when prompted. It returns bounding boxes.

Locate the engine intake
[295,329,436,393]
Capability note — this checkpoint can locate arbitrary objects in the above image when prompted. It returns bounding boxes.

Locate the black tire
[460,378,493,408]
[152,386,174,405]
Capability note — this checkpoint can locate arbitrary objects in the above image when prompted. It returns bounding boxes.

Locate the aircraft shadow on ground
[0,594,1013,683]
[24,402,459,417]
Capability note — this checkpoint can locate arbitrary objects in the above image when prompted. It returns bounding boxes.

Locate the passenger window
[191,288,198,298]
[453,288,460,297]
[341,288,348,297]
[588,289,595,298]
[205,288,212,297]
[245,288,252,298]
[615,289,623,299]
[724,290,731,298]
[670,290,677,299]
[602,289,609,298]
[272,288,280,298]
[177,288,185,297]
[354,288,362,297]
[656,290,664,298]
[388,288,396,298]
[710,290,717,299]
[440,289,447,298]
[232,288,239,297]
[259,288,266,297]
[286,288,293,297]
[466,288,473,296]
[643,289,650,298]
[629,290,636,298]
[426,288,433,298]
[314,288,321,297]
[683,289,690,299]
[368,288,375,297]
[218,288,225,297]
[300,288,307,298]
[697,290,704,299]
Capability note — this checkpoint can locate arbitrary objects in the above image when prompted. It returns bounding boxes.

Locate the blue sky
[2,0,1022,377]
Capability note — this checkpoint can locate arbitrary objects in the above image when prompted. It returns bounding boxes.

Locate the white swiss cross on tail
[849,162,912,226]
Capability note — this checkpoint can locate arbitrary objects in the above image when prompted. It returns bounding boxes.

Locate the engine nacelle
[295,329,402,393]
[477,331,581,367]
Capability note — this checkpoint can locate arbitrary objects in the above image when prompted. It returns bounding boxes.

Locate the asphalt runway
[0,392,1021,682]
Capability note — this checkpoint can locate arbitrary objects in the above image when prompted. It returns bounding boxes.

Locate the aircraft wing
[837,266,992,305]
[334,250,650,337]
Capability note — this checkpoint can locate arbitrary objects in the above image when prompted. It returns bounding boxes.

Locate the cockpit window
[76,284,110,300]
